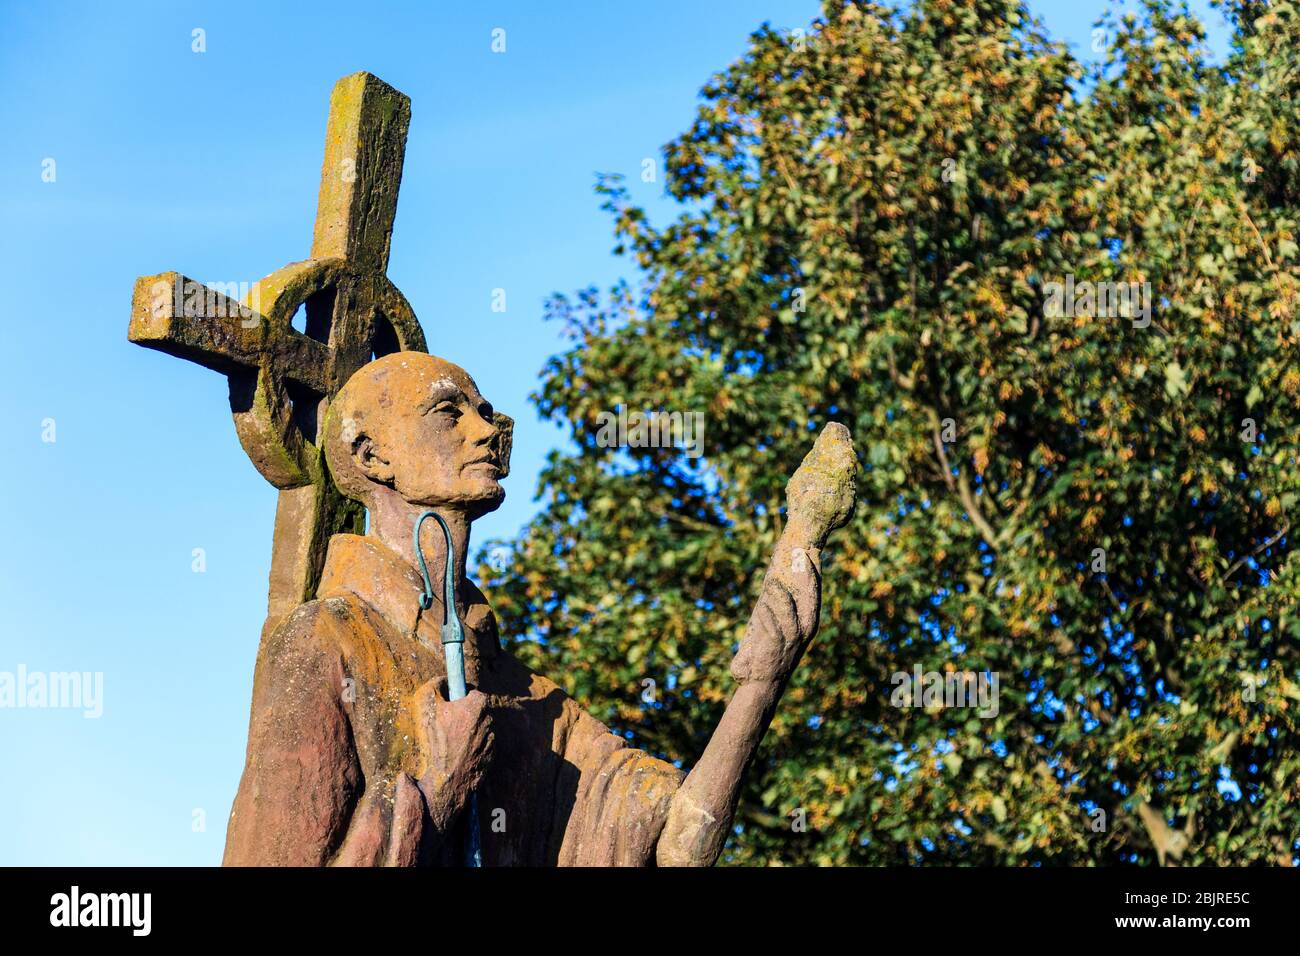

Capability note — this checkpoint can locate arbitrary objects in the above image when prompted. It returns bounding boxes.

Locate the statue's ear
[353,434,395,485]
[492,412,513,478]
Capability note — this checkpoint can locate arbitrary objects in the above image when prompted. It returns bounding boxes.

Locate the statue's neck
[366,489,473,603]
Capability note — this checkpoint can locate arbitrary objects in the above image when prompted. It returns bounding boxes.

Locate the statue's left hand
[730,423,857,685]
[730,564,820,684]
[658,424,856,866]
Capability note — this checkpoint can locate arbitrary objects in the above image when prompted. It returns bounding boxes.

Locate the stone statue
[126,73,857,867]
[220,353,855,865]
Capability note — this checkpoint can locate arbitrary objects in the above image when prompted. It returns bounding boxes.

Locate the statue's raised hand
[730,423,857,685]
[658,423,856,866]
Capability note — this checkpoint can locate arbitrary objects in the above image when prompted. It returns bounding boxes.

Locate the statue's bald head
[324,352,509,516]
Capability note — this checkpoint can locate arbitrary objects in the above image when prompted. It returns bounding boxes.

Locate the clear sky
[0,1,1229,865]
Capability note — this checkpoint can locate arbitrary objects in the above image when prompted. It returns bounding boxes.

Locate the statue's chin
[469,485,506,518]
[409,482,505,518]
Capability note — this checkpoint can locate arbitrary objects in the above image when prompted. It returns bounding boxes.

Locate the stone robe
[224,533,684,866]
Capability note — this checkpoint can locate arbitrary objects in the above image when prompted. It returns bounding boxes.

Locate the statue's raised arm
[657,423,857,867]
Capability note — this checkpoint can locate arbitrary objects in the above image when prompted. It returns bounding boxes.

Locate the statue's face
[347,353,506,516]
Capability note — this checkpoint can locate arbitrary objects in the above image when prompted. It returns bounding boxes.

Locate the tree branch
[1224,523,1290,582]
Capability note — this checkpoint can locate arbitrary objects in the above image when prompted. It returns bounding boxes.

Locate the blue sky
[0,1,1230,865]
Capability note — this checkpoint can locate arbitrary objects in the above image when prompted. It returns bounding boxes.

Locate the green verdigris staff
[414,510,483,867]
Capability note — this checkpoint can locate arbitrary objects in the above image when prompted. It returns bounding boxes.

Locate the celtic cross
[128,72,432,639]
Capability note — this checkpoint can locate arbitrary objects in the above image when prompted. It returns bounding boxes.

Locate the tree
[482,0,1300,865]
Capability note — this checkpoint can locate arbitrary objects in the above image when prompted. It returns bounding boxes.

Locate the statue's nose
[472,411,498,444]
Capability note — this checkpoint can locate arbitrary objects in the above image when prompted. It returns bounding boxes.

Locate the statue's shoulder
[261,593,376,662]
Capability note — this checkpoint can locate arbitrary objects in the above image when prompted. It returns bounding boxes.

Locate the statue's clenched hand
[730,567,820,683]
[414,683,494,828]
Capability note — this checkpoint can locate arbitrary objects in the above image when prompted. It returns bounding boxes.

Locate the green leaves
[1163,361,1188,399]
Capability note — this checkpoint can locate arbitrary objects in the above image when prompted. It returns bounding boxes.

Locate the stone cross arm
[130,271,331,407]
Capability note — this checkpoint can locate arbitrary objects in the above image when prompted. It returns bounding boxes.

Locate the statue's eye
[432,400,461,418]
